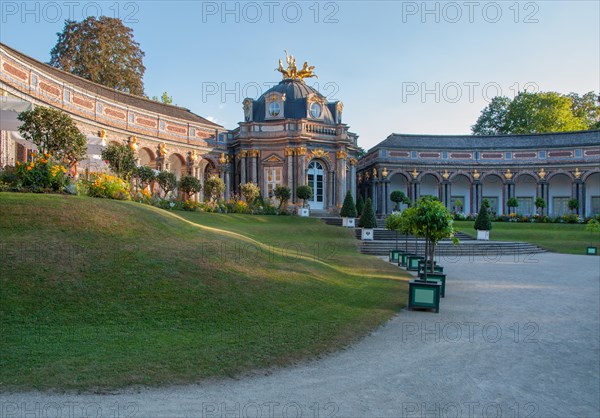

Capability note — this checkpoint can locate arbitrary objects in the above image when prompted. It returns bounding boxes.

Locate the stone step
[352,229,475,242]
[359,241,546,256]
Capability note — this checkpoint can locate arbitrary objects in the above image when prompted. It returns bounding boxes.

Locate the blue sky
[1,0,598,149]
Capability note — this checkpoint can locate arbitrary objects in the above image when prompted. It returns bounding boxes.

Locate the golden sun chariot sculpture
[276,50,317,81]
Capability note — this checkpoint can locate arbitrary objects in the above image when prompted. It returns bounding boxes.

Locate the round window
[269,102,281,117]
[310,102,322,118]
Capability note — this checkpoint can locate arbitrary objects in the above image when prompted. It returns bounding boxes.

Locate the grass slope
[454,221,599,254]
[0,193,408,391]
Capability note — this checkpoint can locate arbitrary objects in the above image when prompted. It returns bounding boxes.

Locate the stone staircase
[318,217,547,257]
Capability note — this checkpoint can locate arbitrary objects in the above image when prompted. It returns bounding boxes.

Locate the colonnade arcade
[358,166,600,218]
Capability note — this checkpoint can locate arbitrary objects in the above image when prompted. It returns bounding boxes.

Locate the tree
[156,171,177,198]
[568,198,580,214]
[474,200,492,231]
[453,199,463,212]
[134,166,156,189]
[358,198,377,228]
[101,142,136,179]
[152,91,173,105]
[50,16,146,96]
[340,190,357,218]
[179,176,202,199]
[296,185,312,207]
[507,197,519,214]
[472,91,593,135]
[356,195,365,217]
[274,185,291,210]
[240,182,260,203]
[385,212,402,249]
[585,219,600,247]
[471,96,510,135]
[411,196,457,277]
[535,197,546,215]
[399,208,416,253]
[17,106,86,167]
[568,91,600,129]
[390,190,407,211]
[204,175,225,201]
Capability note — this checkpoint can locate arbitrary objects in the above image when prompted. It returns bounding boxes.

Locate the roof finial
[276,51,317,81]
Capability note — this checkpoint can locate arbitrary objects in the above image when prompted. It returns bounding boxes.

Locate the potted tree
[585,219,599,255]
[568,198,580,215]
[358,198,377,240]
[474,199,492,240]
[385,212,403,262]
[453,198,463,213]
[398,208,416,267]
[535,197,546,216]
[408,196,456,311]
[296,185,312,217]
[390,190,407,213]
[507,197,519,215]
[340,190,357,227]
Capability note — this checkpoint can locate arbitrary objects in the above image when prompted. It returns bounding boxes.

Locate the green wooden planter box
[398,252,414,267]
[418,264,444,274]
[586,246,598,255]
[389,250,403,263]
[418,273,447,298]
[407,255,425,271]
[408,280,441,313]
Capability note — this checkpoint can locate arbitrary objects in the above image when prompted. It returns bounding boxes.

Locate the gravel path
[2,253,599,418]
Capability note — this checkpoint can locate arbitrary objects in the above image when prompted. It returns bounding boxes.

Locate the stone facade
[358,132,600,218]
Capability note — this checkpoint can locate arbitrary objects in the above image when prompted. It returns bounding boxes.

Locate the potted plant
[507,197,519,215]
[453,198,463,213]
[385,212,403,262]
[397,208,415,267]
[474,199,492,240]
[535,197,546,216]
[358,198,377,240]
[568,198,580,215]
[296,185,312,217]
[585,219,599,255]
[340,190,357,227]
[390,190,407,212]
[409,196,458,308]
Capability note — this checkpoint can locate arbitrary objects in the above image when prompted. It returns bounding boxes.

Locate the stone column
[349,159,357,200]
[574,179,584,216]
[248,150,258,184]
[224,169,231,201]
[383,179,390,215]
[329,169,335,208]
[285,148,294,201]
[336,150,347,207]
[472,181,481,214]
[239,151,247,185]
[297,147,307,186]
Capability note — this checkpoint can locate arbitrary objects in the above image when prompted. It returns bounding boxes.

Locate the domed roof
[251,79,336,124]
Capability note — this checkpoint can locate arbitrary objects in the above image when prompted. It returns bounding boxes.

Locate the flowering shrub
[182,199,200,211]
[87,174,130,200]
[13,153,68,192]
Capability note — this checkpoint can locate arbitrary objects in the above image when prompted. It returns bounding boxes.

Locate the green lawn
[454,220,599,255]
[0,193,408,391]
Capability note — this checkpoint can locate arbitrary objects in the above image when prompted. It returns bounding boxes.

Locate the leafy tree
[507,197,519,213]
[17,107,86,167]
[568,198,580,214]
[390,190,407,211]
[152,91,173,105]
[50,16,146,95]
[156,171,177,198]
[358,198,377,228]
[474,200,492,231]
[101,142,136,179]
[411,196,457,277]
[356,195,365,217]
[568,91,600,129]
[204,175,225,201]
[274,185,291,210]
[399,208,416,252]
[471,96,511,135]
[340,190,357,218]
[535,197,546,215]
[240,182,260,203]
[385,212,402,249]
[296,185,312,207]
[453,199,463,212]
[472,91,595,135]
[179,176,202,199]
[134,166,156,189]
[585,219,600,247]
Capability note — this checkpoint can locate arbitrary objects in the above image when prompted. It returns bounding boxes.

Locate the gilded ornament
[442,170,450,180]
[574,167,581,179]
[504,169,513,180]
[336,150,348,160]
[349,157,358,166]
[538,168,546,179]
[158,143,167,157]
[128,136,137,151]
[382,167,388,178]
[275,50,317,81]
[189,150,198,162]
[473,169,480,180]
[411,168,419,179]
